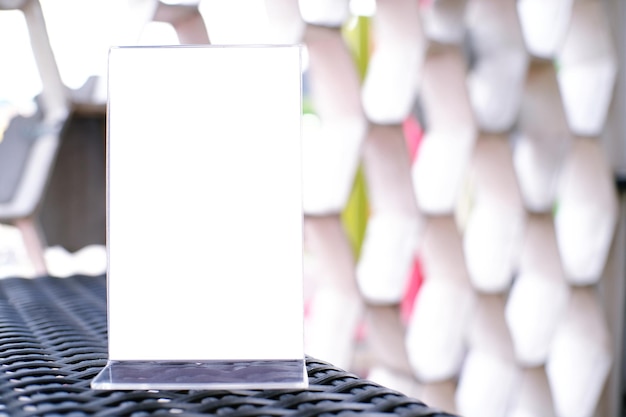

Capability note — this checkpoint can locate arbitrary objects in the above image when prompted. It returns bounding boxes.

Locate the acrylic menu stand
[91,45,307,390]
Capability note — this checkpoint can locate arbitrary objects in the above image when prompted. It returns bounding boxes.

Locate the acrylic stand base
[91,359,308,390]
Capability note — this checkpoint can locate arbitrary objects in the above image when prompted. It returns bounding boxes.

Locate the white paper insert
[107,45,303,361]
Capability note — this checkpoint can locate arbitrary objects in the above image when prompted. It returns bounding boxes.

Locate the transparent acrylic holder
[92,45,307,390]
[91,360,308,390]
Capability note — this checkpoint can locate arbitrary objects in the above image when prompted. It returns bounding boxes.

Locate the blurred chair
[0,0,69,275]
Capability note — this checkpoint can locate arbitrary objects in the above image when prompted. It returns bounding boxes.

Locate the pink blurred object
[403,114,424,163]
[401,256,425,325]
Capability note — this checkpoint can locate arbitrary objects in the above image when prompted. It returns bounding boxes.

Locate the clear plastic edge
[91,358,308,390]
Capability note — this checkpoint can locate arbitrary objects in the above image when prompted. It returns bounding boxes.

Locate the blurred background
[1,0,625,416]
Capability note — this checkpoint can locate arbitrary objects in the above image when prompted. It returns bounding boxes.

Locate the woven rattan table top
[0,275,455,416]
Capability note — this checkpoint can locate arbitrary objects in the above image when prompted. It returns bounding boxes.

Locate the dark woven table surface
[0,275,455,417]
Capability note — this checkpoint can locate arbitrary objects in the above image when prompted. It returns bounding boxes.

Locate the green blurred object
[302,96,316,115]
[343,167,369,258]
[341,16,371,258]
[343,16,371,81]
